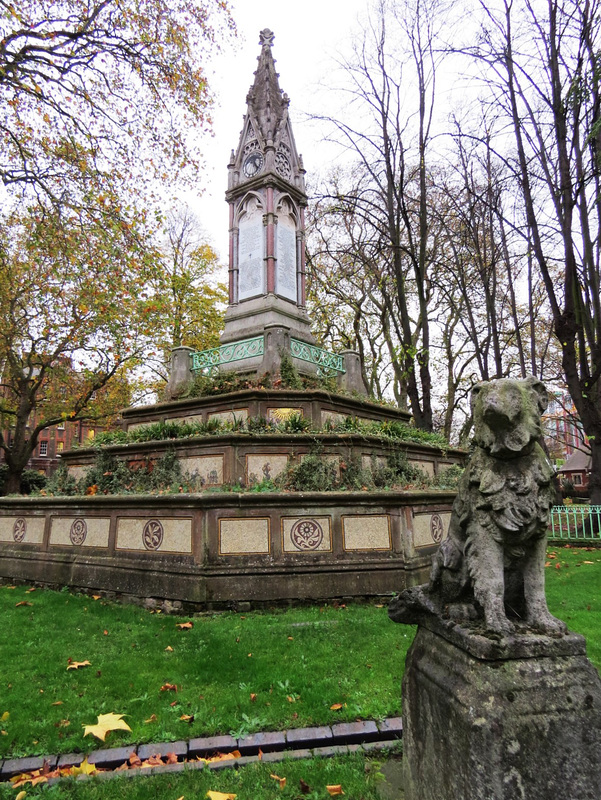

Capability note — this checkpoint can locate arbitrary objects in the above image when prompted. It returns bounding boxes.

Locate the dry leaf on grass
[1,711,9,722]
[165,645,174,652]
[206,792,237,800]
[15,601,33,607]
[83,712,131,742]
[270,773,287,789]
[67,660,91,670]
[326,785,345,796]
[161,683,178,692]
[176,622,193,630]
[71,758,97,776]
[144,714,158,724]
[330,703,344,710]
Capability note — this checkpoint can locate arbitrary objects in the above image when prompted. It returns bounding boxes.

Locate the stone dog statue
[390,376,567,635]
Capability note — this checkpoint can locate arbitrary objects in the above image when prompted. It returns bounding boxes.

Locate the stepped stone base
[402,622,601,800]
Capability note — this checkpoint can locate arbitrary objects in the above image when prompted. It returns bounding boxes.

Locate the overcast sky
[187,0,371,262]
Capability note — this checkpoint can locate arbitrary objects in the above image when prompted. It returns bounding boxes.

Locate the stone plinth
[402,622,601,800]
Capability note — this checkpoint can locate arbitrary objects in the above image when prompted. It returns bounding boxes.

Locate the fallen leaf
[180,714,194,723]
[25,587,36,593]
[584,560,594,564]
[15,601,33,607]
[250,693,257,702]
[103,630,108,636]
[165,752,178,764]
[299,778,311,794]
[326,785,345,796]
[67,661,91,671]
[176,622,193,630]
[206,792,237,800]
[287,695,296,703]
[165,646,174,652]
[92,595,101,600]
[15,792,27,800]
[330,703,343,710]
[51,701,63,706]
[555,563,561,570]
[287,636,294,640]
[129,752,142,767]
[247,653,252,658]
[1,711,8,722]
[71,758,97,776]
[83,712,132,742]
[270,773,287,789]
[161,683,178,692]
[144,714,158,724]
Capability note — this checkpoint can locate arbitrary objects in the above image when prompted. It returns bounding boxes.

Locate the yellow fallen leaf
[326,785,345,796]
[330,703,343,710]
[71,758,97,776]
[144,714,158,724]
[51,701,63,706]
[176,622,193,630]
[1,711,9,722]
[180,714,194,722]
[92,595,101,600]
[67,660,91,671]
[165,646,174,652]
[15,791,27,800]
[83,712,132,742]
[270,773,287,789]
[206,792,237,800]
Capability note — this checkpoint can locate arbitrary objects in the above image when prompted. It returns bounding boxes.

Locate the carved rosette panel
[142,519,164,551]
[290,519,324,551]
[69,518,88,546]
[430,514,444,544]
[12,517,26,543]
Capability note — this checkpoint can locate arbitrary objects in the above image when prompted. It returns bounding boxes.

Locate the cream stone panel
[361,454,387,471]
[343,515,392,551]
[50,517,110,548]
[247,454,288,484]
[267,407,303,423]
[413,512,451,548]
[409,459,435,477]
[127,421,153,431]
[67,465,88,481]
[0,516,45,544]
[208,408,249,424]
[282,516,332,553]
[116,517,192,553]
[219,518,270,555]
[165,414,204,425]
[321,410,345,426]
[180,455,224,486]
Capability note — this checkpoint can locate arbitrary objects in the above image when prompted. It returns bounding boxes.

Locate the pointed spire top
[259,28,275,47]
[246,29,287,145]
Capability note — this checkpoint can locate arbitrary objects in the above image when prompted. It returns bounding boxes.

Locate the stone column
[337,350,368,396]
[166,346,194,399]
[259,324,290,378]
[402,621,601,800]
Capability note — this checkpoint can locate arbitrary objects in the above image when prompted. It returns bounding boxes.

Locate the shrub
[279,351,303,389]
[277,453,338,492]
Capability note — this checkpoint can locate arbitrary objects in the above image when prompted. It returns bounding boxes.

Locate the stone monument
[168,29,366,398]
[389,376,601,800]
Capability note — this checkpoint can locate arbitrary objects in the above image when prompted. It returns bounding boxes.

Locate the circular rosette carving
[69,518,87,546]
[142,519,164,551]
[430,514,444,544]
[13,518,26,543]
[290,519,324,551]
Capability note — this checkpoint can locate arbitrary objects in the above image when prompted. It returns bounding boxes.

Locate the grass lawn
[0,545,599,799]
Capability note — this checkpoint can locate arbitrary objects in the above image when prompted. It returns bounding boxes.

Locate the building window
[87,429,95,440]
[39,441,48,457]
[573,473,583,486]
[57,441,64,452]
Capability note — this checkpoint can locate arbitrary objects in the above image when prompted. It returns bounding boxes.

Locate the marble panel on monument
[219,517,270,555]
[50,517,110,548]
[67,465,88,481]
[409,459,435,477]
[116,517,192,554]
[0,516,45,544]
[342,515,392,551]
[246,454,289,484]
[413,511,450,548]
[276,217,297,302]
[282,516,332,553]
[179,455,224,487]
[238,201,264,301]
[208,409,249,425]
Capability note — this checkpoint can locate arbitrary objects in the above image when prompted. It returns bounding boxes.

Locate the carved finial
[259,29,275,47]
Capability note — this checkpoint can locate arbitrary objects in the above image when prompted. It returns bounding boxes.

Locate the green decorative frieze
[191,336,265,374]
[290,338,345,377]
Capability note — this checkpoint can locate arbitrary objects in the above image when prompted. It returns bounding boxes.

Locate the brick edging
[0,717,402,781]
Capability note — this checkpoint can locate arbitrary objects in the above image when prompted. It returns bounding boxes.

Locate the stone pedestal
[402,620,601,800]
[166,346,194,399]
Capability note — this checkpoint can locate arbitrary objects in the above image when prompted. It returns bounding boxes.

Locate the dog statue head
[471,375,548,459]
